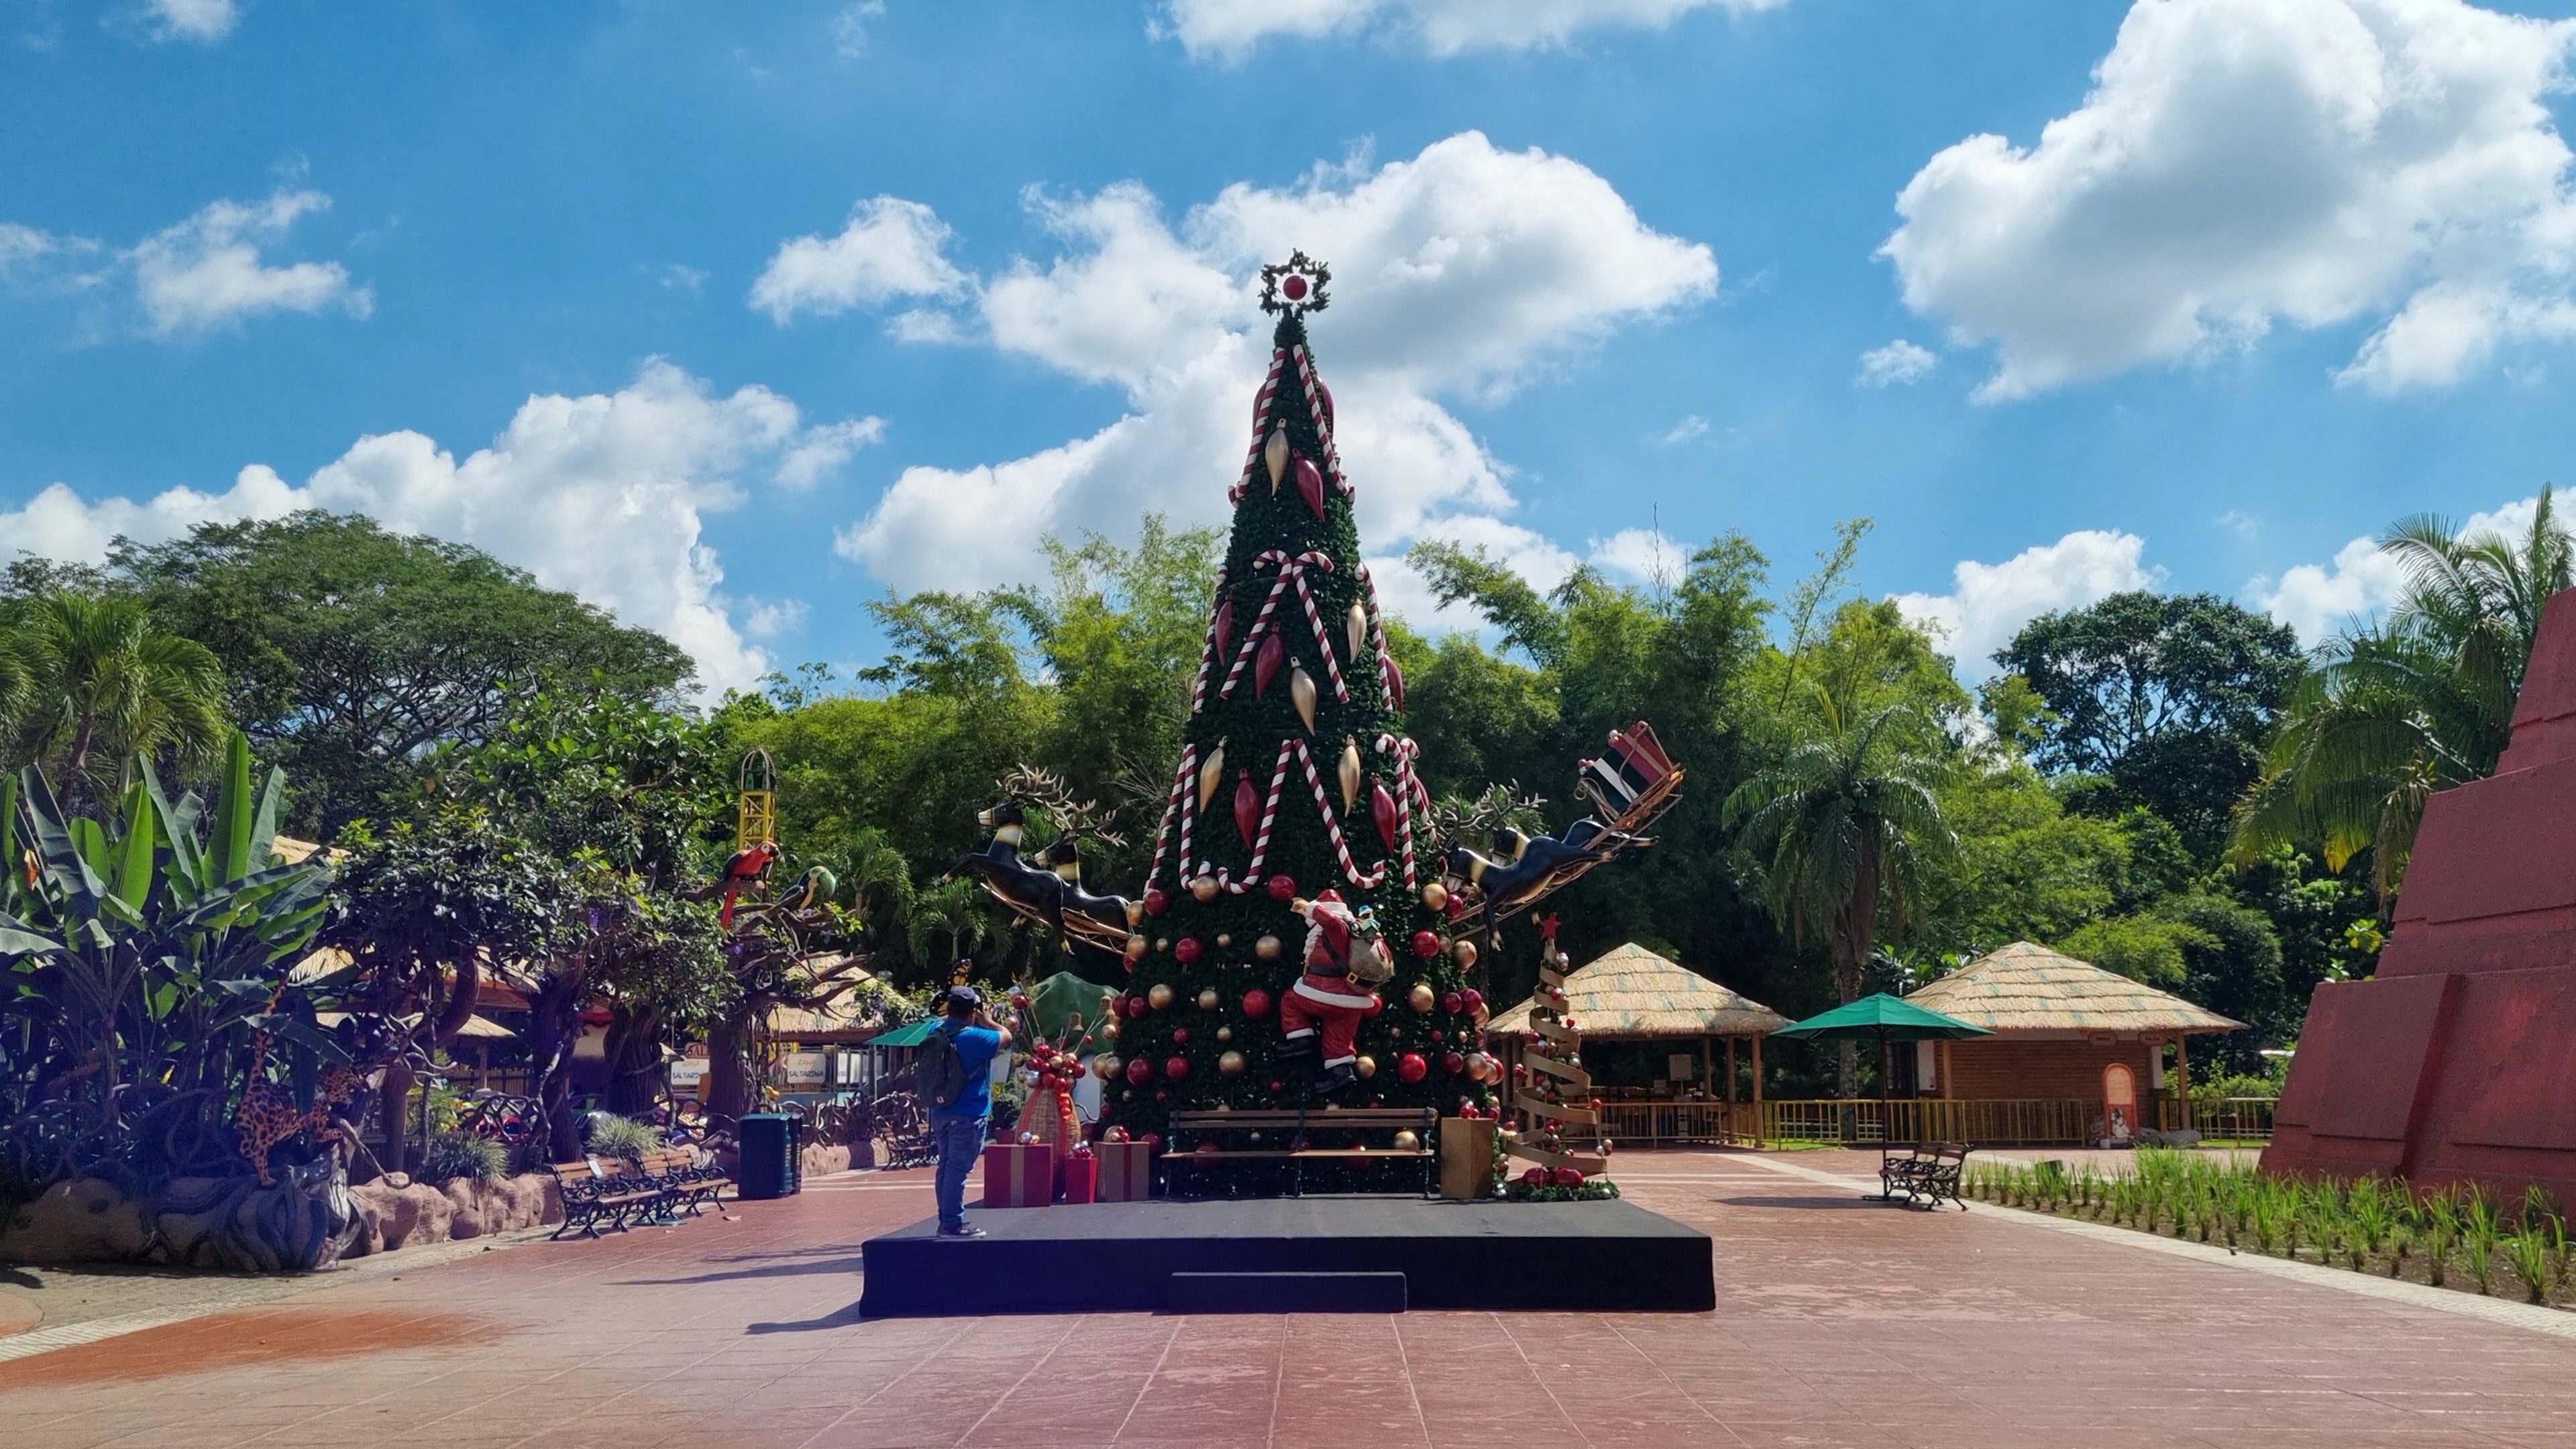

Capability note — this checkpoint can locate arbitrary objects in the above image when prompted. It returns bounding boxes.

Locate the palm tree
[9,593,227,800]
[1725,690,1955,1095]
[2235,489,2573,904]
[905,877,991,977]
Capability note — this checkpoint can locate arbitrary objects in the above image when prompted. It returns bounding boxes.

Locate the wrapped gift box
[1096,1140,1155,1202]
[981,1142,1054,1209]
[1056,1150,1098,1205]
[1439,1117,1499,1200]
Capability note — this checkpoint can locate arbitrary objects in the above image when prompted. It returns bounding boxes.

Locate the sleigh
[1444,722,1684,935]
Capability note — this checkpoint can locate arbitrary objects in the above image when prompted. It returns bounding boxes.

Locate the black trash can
[739,1113,802,1199]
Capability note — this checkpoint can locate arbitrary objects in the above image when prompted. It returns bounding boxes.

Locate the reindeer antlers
[998,765,1130,850]
[1429,782,1547,849]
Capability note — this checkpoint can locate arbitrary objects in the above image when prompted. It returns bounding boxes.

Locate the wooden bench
[547,1157,669,1238]
[636,1148,733,1217]
[1166,1106,1438,1198]
[1878,1142,1973,1211]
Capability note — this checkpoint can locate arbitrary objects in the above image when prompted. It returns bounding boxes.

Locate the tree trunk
[602,1004,665,1116]
[376,1059,415,1177]
[1829,830,1884,1099]
[706,1017,753,1122]
[529,961,588,1164]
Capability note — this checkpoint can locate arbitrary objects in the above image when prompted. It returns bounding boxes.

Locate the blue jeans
[929,1110,988,1231]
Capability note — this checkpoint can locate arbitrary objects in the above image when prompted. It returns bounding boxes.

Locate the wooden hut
[1488,942,1790,1146]
[1902,941,2245,1142]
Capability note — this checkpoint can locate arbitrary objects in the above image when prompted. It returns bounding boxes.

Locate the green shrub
[583,1114,665,1158]
[419,1132,508,1184]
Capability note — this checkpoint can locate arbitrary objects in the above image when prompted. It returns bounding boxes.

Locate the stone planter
[0,1157,358,1273]
[345,1172,563,1258]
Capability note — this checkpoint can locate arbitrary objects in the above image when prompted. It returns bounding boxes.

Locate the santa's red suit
[1279,891,1383,1075]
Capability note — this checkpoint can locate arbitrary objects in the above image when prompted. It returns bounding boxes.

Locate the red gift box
[981,1142,1054,1209]
[1096,1140,1155,1202]
[1056,1150,1098,1204]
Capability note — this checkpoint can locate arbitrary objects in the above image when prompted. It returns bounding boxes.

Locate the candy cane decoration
[1187,568,1230,714]
[1216,551,1342,702]
[1147,743,1195,886]
[1228,349,1291,504]
[1376,733,1424,890]
[1290,345,1349,497]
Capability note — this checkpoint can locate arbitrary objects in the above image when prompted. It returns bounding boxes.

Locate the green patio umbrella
[1774,993,1991,1183]
[862,1018,945,1049]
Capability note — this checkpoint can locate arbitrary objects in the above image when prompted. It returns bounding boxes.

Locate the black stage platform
[857,1197,1715,1317]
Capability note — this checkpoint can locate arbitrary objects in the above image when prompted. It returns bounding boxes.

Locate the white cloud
[1856,338,1936,387]
[0,223,62,272]
[1657,414,1709,444]
[750,196,968,324]
[1894,529,2163,675]
[831,1,885,56]
[775,415,887,489]
[660,263,708,292]
[742,598,810,640]
[145,0,236,42]
[1161,0,1786,60]
[0,362,850,691]
[2218,510,2260,538]
[1587,526,1684,584]
[837,132,1716,603]
[2253,493,2542,642]
[128,189,370,336]
[1883,0,2576,399]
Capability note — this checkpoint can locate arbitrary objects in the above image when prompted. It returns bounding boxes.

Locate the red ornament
[1165,1056,1190,1081]
[1521,1166,1548,1187]
[1371,780,1399,851]
[1554,1167,1584,1188]
[1173,1027,1189,1045]
[1254,633,1285,698]
[1442,991,1463,1014]
[1270,1079,1285,1093]
[1175,936,1205,967]
[1443,1051,1466,1075]
[1143,888,1169,917]
[1211,595,1234,663]
[1461,988,1485,1015]
[1397,1053,1428,1084]
[1142,1132,1163,1150]
[1411,930,1440,959]
[1242,987,1273,1018]
[1283,274,1308,302]
[1293,455,1326,521]
[1382,651,1405,712]
[1364,993,1385,1017]
[1233,771,1260,849]
[1125,996,1148,1019]
[1267,873,1297,902]
[1126,1057,1154,1086]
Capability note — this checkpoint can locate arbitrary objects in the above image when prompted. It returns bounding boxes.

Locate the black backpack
[917,1022,969,1110]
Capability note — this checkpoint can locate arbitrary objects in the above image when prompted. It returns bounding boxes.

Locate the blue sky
[5,0,2575,692]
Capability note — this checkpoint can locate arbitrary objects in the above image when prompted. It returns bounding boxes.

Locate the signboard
[2102,1063,2138,1144]
[669,1058,708,1089]
[1668,1054,1697,1081]
[782,1052,826,1087]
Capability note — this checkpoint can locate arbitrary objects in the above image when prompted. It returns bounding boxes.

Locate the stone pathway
[6,1149,2576,1447]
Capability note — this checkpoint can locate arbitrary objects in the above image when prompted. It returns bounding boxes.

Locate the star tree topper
[1259,251,1331,319]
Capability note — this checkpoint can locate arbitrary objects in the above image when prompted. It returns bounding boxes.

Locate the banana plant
[0,731,342,1128]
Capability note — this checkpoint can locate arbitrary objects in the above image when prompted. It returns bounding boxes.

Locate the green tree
[111,512,693,836]
[2235,490,2573,901]
[5,592,228,805]
[1996,592,2302,861]
[1725,690,1957,1094]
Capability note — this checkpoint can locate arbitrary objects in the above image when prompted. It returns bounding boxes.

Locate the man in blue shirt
[929,984,1008,1238]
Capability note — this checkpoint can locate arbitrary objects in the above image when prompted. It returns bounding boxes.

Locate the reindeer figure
[946,767,1141,952]
[1444,818,1643,943]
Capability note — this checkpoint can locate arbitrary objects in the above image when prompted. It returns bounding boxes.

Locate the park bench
[547,1157,671,1238]
[1166,1106,1438,1198]
[636,1147,733,1217]
[1878,1142,1974,1211]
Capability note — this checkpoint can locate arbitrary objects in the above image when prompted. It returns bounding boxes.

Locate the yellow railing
[1597,1101,1763,1146]
[1585,1098,2108,1148]
[2190,1096,2278,1141]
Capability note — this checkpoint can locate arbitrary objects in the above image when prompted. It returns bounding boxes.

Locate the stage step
[1167,1271,1408,1313]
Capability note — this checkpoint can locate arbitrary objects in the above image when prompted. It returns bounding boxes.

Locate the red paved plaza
[7,1148,2575,1448]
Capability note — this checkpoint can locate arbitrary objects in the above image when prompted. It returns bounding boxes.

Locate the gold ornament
[1290,663,1318,732]
[1346,600,1368,663]
[1409,983,1436,1013]
[1264,427,1289,494]
[1190,874,1220,903]
[1155,937,1171,951]
[1102,1020,1120,1039]
[1355,1055,1377,1079]
[1421,881,1448,910]
[1216,932,1233,949]
[1125,933,1147,961]
[1147,983,1174,1011]
[1453,938,1479,969]
[1466,1053,1493,1083]
[1255,934,1283,961]
[1338,739,1362,810]
[1216,1025,1232,1042]
[1219,1050,1248,1076]
[1197,741,1226,810]
[1197,987,1220,1011]
[1093,1054,1120,1081]
[1392,1130,1419,1150]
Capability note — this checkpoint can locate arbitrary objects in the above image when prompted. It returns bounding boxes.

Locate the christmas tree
[1099,254,1497,1167]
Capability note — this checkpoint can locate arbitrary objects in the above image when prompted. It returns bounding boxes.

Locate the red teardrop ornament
[1254,633,1285,698]
[1211,594,1234,663]
[1381,650,1406,712]
[1371,780,1399,851]
[1234,770,1261,850]
[1294,455,1326,521]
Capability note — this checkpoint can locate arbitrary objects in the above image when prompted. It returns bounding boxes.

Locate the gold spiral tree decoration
[1503,917,1608,1191]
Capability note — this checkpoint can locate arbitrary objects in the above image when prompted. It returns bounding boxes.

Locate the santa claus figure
[1277,890,1392,1090]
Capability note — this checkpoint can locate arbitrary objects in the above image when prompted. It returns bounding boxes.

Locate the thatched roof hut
[1488,942,1789,1038]
[1907,941,2244,1036]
